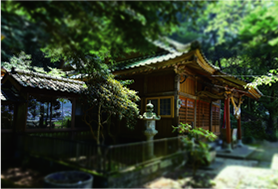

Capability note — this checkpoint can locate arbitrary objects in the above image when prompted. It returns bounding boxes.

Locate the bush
[173,123,217,178]
[242,120,266,142]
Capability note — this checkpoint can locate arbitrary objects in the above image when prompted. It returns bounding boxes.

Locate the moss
[1,179,30,188]
[1,179,18,188]
[31,154,103,176]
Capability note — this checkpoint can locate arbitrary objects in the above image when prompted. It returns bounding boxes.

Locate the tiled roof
[114,38,195,71]
[7,69,87,94]
[114,51,184,71]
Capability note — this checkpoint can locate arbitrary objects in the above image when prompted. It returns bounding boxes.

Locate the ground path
[138,140,278,188]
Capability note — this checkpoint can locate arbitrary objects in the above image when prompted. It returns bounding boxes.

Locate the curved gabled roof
[113,38,262,100]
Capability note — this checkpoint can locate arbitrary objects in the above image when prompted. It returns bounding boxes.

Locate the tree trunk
[267,85,278,139]
[97,103,101,145]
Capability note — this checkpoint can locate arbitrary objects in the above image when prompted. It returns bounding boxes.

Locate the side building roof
[1,68,87,99]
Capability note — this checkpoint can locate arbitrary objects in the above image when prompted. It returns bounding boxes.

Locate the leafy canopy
[205,0,278,63]
[1,1,205,68]
[2,51,66,77]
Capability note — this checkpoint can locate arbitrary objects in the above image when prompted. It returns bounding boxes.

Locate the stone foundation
[24,151,187,188]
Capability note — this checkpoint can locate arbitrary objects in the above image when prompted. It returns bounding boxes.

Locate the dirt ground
[1,140,278,188]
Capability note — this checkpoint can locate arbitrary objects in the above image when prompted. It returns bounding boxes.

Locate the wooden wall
[212,104,221,134]
[180,77,195,95]
[116,117,176,141]
[122,71,175,96]
[179,97,195,126]
[116,70,222,140]
[196,100,210,131]
[115,71,177,140]
[147,73,175,93]
[128,76,144,96]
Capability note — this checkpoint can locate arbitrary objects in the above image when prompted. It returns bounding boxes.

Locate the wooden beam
[178,92,197,100]
[143,91,175,97]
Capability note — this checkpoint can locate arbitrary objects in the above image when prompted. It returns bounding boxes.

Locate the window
[27,95,72,129]
[145,96,174,118]
[179,97,195,126]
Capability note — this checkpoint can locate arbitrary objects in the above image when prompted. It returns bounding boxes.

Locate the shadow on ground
[139,140,278,189]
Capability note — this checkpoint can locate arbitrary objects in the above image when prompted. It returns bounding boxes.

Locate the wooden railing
[19,135,186,175]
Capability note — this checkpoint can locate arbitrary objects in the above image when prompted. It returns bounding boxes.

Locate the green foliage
[173,123,217,177]
[209,1,278,81]
[2,51,32,70]
[196,0,278,132]
[1,1,206,66]
[79,58,140,144]
[2,51,66,77]
[247,68,278,88]
[84,73,140,128]
[242,120,266,142]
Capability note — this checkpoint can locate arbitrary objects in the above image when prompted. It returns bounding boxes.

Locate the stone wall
[106,152,187,188]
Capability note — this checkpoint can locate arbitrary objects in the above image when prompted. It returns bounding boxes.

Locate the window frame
[145,96,174,118]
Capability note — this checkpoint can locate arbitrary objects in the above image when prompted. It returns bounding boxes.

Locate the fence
[20,135,185,175]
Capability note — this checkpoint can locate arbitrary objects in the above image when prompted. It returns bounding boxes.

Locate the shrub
[242,120,266,142]
[173,123,217,178]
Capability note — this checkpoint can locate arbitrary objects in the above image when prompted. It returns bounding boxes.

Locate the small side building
[1,68,91,160]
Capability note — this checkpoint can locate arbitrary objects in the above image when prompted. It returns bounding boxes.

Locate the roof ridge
[14,69,85,84]
[116,51,169,64]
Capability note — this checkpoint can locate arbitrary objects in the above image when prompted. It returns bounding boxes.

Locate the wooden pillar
[71,98,76,140]
[15,98,28,132]
[174,74,180,126]
[209,102,212,132]
[194,100,197,129]
[225,95,232,152]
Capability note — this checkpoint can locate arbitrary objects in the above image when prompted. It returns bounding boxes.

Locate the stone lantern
[139,101,161,159]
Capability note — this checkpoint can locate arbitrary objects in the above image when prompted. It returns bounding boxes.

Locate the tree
[1,1,206,69]
[82,71,140,145]
[2,51,66,77]
[206,0,278,139]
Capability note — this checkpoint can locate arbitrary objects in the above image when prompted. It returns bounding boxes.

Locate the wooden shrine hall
[113,38,262,151]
